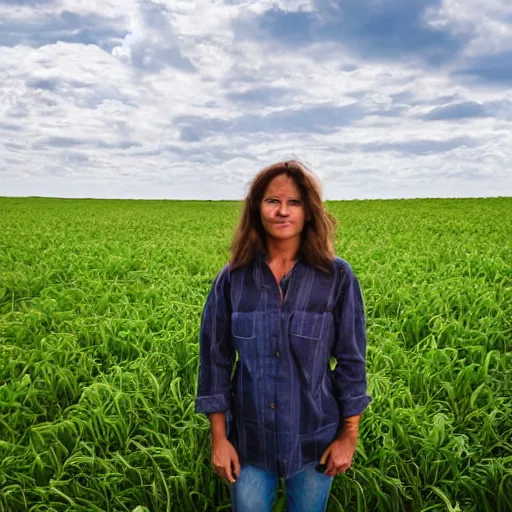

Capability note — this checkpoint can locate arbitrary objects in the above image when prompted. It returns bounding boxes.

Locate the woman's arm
[209,411,240,483]
[331,260,372,420]
[321,261,371,476]
[195,264,235,419]
[336,414,361,440]
[196,266,240,483]
[209,411,228,441]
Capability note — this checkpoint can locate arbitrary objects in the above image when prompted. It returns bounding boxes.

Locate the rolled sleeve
[195,264,235,416]
[331,260,372,419]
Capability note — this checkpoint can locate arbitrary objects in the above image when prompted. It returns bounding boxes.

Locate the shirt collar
[254,249,304,290]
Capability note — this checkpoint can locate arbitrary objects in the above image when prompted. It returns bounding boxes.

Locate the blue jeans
[231,465,334,512]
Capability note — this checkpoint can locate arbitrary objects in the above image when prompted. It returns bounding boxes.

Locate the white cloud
[111,0,195,71]
[426,0,512,56]
[0,0,511,199]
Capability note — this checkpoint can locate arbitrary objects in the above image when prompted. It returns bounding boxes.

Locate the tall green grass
[1,197,511,511]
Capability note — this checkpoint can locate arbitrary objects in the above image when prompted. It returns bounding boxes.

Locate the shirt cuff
[195,393,231,415]
[339,394,372,419]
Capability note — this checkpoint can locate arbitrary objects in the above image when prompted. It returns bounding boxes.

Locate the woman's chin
[268,230,300,241]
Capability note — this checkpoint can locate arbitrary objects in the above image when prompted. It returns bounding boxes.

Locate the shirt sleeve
[195,264,235,416]
[331,259,372,419]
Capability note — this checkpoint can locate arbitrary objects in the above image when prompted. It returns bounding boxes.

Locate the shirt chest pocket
[231,312,261,378]
[289,311,328,396]
[232,312,255,339]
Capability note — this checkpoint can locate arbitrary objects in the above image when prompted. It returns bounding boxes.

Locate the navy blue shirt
[195,251,371,479]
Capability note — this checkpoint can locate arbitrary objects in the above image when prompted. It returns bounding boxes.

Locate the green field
[1,196,511,512]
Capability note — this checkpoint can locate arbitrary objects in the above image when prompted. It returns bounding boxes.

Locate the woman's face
[260,174,306,243]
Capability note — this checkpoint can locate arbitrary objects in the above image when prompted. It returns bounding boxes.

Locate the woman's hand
[212,437,240,484]
[319,431,358,477]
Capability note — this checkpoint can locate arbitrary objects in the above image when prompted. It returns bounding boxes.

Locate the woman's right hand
[212,437,240,484]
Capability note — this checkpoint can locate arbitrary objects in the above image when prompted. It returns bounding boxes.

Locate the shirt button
[269,402,276,409]
[275,350,280,358]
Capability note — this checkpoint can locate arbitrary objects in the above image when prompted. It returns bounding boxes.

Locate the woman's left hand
[319,431,358,477]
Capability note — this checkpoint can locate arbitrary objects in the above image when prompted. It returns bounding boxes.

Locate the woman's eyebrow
[265,195,302,200]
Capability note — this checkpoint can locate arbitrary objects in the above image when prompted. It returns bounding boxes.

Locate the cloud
[0,0,55,4]
[358,136,479,155]
[26,77,60,91]
[112,0,196,72]
[424,0,512,84]
[175,102,364,141]
[44,136,87,147]
[0,122,23,131]
[26,76,93,91]
[1,0,512,199]
[226,86,298,107]
[426,0,512,54]
[238,0,465,65]
[0,10,126,50]
[454,52,512,85]
[422,102,489,120]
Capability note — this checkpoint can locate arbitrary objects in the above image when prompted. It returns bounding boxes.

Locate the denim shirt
[195,251,371,479]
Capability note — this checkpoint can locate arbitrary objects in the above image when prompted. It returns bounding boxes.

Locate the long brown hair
[230,160,337,274]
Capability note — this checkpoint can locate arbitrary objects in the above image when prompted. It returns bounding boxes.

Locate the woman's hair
[230,160,337,274]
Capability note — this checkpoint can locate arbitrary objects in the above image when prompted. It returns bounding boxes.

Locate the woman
[195,160,371,511]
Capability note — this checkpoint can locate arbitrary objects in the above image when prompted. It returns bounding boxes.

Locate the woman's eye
[266,199,301,205]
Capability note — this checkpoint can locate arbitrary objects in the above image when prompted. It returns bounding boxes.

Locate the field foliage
[0,197,511,511]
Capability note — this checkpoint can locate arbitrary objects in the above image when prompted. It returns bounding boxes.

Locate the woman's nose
[278,203,289,216]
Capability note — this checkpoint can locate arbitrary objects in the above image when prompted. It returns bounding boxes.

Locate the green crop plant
[0,197,510,511]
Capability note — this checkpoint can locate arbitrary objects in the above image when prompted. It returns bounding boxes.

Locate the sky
[1,0,512,200]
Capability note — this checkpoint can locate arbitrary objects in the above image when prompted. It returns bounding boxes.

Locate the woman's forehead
[264,174,301,196]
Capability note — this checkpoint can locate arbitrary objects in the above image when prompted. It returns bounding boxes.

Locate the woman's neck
[265,237,301,265]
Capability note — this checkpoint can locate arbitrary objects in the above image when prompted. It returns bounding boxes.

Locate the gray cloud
[62,151,89,163]
[112,0,196,72]
[367,105,408,118]
[26,77,60,91]
[175,103,364,141]
[454,52,512,85]
[179,127,201,142]
[0,122,23,131]
[236,0,465,65]
[4,141,26,151]
[423,102,489,121]
[0,0,55,4]
[23,74,136,110]
[26,77,91,91]
[391,92,461,107]
[355,137,478,156]
[1,0,512,199]
[226,86,297,107]
[44,136,86,147]
[96,140,141,150]
[0,10,126,50]
[39,137,141,150]
[5,102,29,118]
